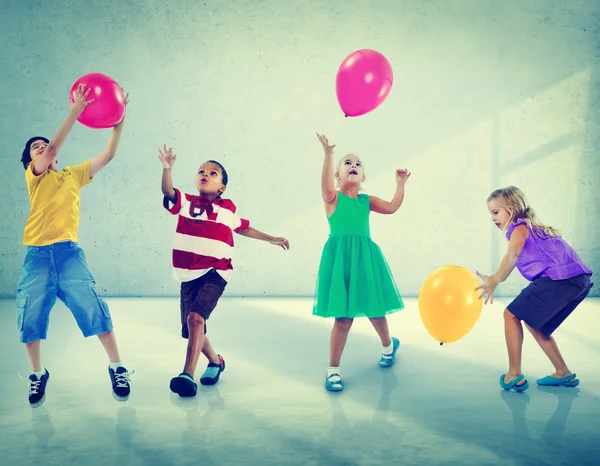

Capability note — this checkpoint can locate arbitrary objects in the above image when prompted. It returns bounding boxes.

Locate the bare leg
[26,341,43,372]
[183,313,205,378]
[201,336,220,365]
[525,323,577,382]
[368,317,392,347]
[330,318,354,367]
[504,309,526,386]
[97,330,122,363]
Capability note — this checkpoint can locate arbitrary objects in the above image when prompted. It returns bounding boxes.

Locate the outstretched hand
[316,133,336,156]
[69,84,95,112]
[270,237,290,250]
[158,144,177,169]
[114,88,129,128]
[474,270,499,304]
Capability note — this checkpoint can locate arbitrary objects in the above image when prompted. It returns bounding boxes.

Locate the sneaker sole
[326,385,343,392]
[30,393,46,408]
[113,392,130,402]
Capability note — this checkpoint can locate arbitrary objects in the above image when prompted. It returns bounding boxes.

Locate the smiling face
[487,199,511,230]
[335,154,365,187]
[29,139,57,171]
[196,161,226,196]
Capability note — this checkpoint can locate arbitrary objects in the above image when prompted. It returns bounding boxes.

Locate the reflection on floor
[1,297,598,466]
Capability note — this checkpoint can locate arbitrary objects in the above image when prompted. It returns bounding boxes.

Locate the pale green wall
[1,0,598,297]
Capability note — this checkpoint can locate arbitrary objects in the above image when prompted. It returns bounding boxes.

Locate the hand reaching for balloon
[114,88,130,128]
[316,133,336,156]
[121,87,130,107]
[158,144,176,170]
[69,84,95,113]
[396,169,411,185]
[474,271,499,304]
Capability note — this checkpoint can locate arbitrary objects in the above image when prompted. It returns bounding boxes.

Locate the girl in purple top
[475,186,592,392]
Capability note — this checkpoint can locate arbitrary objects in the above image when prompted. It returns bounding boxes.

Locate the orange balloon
[418,265,483,344]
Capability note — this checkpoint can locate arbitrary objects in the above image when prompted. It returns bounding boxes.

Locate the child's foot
[500,373,529,392]
[379,337,400,367]
[170,373,198,397]
[200,355,225,386]
[537,372,579,387]
[28,369,50,408]
[109,366,133,402]
[325,373,343,391]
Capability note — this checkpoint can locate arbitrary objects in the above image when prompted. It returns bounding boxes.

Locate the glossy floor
[1,297,598,466]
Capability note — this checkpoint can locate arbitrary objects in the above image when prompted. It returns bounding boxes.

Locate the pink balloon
[336,49,393,117]
[69,72,125,129]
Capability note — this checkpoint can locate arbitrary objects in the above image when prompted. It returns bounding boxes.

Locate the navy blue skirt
[507,274,592,336]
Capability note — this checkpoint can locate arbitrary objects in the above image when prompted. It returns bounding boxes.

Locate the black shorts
[180,269,227,339]
[507,274,592,336]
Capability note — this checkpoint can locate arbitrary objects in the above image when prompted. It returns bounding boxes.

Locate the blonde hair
[487,186,560,238]
[335,154,365,188]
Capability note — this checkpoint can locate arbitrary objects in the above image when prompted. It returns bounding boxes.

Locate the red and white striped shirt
[163,188,250,282]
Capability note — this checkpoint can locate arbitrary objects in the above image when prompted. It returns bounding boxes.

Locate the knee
[335,318,354,332]
[187,312,205,327]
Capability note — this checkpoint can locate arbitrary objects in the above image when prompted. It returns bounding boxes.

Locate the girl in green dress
[314,133,410,392]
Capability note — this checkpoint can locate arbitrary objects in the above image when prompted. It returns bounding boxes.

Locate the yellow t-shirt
[23,157,93,246]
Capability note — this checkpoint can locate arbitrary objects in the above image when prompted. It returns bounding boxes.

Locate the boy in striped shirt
[159,145,289,397]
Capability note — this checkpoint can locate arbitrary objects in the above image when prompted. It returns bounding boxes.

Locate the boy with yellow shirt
[16,84,132,407]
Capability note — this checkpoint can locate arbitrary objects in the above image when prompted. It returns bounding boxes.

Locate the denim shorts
[16,241,113,344]
[180,269,227,339]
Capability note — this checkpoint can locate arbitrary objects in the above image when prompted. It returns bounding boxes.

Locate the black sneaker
[29,369,50,408]
[109,366,132,402]
[170,372,198,397]
[200,355,226,386]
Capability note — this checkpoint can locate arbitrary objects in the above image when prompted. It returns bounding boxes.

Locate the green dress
[313,192,404,318]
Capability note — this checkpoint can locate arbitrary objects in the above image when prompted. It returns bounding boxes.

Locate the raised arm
[90,92,129,178]
[317,133,337,204]
[158,144,177,203]
[32,84,94,175]
[370,169,411,214]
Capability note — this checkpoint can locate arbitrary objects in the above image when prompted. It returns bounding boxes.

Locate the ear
[220,185,227,195]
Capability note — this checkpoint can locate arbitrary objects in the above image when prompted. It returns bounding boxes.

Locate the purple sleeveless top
[506,218,592,281]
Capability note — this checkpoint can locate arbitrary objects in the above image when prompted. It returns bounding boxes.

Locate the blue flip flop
[499,374,529,392]
[536,373,579,387]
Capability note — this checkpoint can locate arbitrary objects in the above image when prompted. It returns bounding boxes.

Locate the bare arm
[237,227,290,250]
[90,120,125,178]
[317,133,337,204]
[158,145,177,202]
[32,85,94,175]
[90,94,129,178]
[493,225,529,283]
[370,169,411,214]
[162,169,176,202]
[475,224,529,303]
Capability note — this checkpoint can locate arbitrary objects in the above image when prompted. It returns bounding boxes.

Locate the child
[475,186,593,391]
[16,84,132,408]
[159,145,290,397]
[313,134,409,392]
